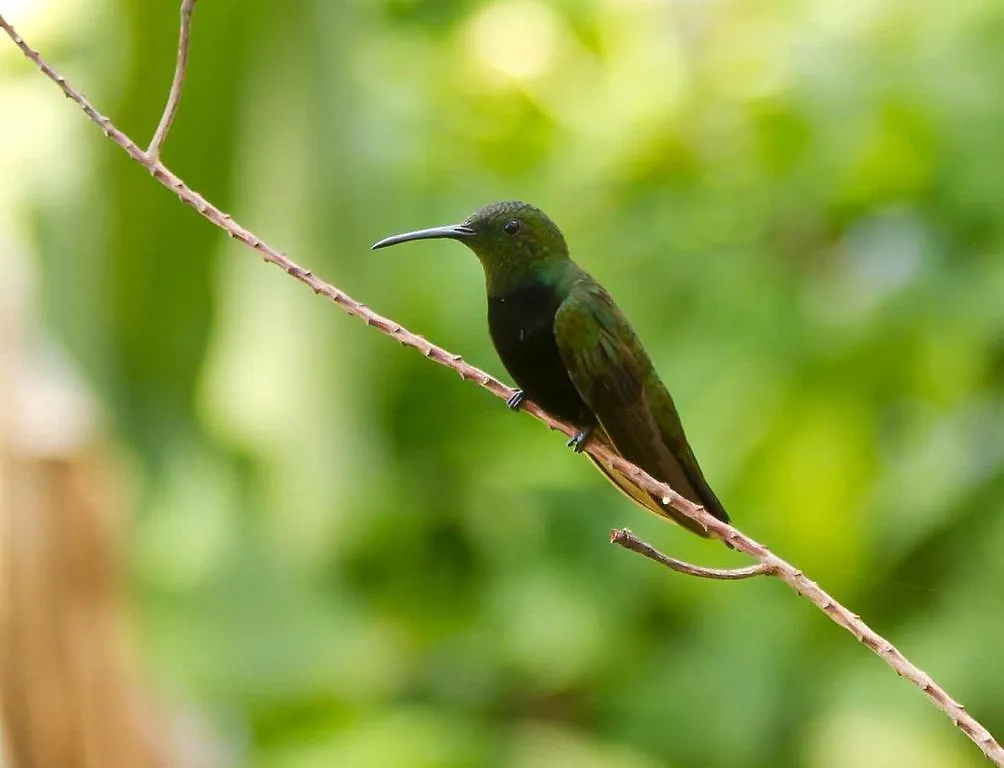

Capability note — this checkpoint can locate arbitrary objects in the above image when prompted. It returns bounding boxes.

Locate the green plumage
[373,201,729,536]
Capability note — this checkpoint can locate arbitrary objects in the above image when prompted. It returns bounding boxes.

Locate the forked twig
[610,529,775,580]
[1,9,1002,765]
[146,0,197,160]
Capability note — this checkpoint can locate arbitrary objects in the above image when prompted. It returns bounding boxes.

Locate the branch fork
[145,0,197,160]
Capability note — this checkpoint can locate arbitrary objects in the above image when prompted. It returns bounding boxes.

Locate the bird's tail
[585,427,725,538]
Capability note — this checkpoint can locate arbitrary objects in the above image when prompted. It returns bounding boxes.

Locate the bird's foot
[566,427,594,454]
[506,390,526,410]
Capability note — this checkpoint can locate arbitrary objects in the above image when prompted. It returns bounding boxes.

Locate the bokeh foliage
[6,0,1004,765]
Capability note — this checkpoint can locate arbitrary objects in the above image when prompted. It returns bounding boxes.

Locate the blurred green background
[3,0,1004,765]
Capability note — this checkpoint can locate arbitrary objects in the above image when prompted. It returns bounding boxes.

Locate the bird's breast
[487,283,562,363]
[487,284,594,426]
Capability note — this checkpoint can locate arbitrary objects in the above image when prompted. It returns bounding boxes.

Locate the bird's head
[372,201,570,293]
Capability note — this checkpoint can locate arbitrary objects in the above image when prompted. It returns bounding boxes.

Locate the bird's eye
[503,219,521,235]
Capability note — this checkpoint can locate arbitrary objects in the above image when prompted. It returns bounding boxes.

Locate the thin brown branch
[146,0,198,160]
[2,10,1002,766]
[610,529,774,580]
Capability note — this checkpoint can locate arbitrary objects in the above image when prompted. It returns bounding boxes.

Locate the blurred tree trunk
[0,260,166,767]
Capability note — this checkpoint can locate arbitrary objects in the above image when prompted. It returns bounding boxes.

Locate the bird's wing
[553,280,727,536]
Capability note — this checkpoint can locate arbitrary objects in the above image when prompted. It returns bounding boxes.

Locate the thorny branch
[2,8,1003,766]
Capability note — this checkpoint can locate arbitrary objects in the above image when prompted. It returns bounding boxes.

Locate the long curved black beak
[371,224,475,250]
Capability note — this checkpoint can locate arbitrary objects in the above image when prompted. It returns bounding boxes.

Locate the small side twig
[610,529,774,580]
[2,9,1003,766]
[146,0,197,160]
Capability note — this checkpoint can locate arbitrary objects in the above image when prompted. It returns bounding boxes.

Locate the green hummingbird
[372,201,729,536]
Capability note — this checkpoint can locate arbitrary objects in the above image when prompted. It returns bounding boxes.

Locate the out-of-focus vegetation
[3,0,1004,765]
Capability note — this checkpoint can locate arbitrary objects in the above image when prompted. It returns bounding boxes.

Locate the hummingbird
[372,201,729,536]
